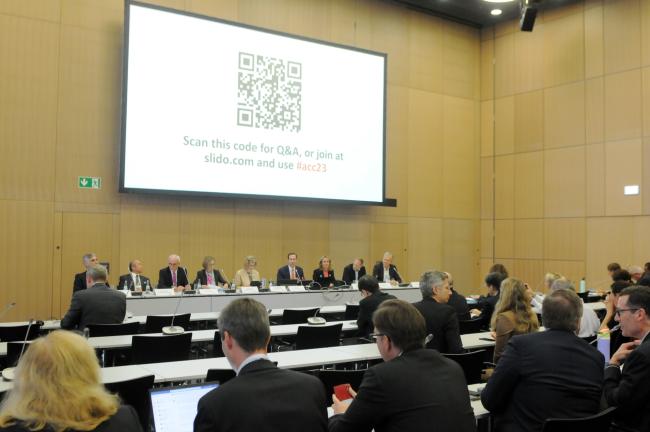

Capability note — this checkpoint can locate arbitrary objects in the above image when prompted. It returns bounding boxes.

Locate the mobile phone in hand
[334,384,353,401]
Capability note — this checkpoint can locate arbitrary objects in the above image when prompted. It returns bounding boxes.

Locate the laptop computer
[150,382,219,432]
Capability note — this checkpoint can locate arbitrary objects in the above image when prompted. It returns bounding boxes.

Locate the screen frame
[119,0,391,206]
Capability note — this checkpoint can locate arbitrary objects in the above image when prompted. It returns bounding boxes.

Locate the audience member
[628,265,643,284]
[491,278,539,363]
[372,252,402,284]
[489,263,509,278]
[548,279,600,338]
[612,269,631,283]
[341,258,366,285]
[312,256,336,288]
[603,286,650,432]
[194,298,327,432]
[601,280,634,355]
[481,289,604,432]
[329,300,475,432]
[0,331,142,432]
[233,256,260,287]
[195,256,228,288]
[157,254,191,291]
[445,272,471,321]
[117,259,150,292]
[276,252,305,282]
[608,262,622,279]
[61,265,125,331]
[470,271,505,329]
[356,275,396,338]
[73,252,98,292]
[413,270,463,354]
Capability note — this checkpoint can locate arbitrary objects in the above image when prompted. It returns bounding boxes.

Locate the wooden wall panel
[442,219,479,295]
[494,96,514,155]
[514,219,543,259]
[543,218,586,261]
[329,210,371,273]
[605,139,643,216]
[643,67,650,137]
[512,259,545,291]
[544,147,586,217]
[643,0,650,67]
[513,27,544,94]
[0,0,60,22]
[481,157,494,220]
[544,81,585,149]
[280,204,330,276]
[514,90,544,153]
[443,22,479,100]
[494,219,514,258]
[605,69,643,142]
[514,151,544,218]
[495,155,514,219]
[585,77,604,144]
[542,12,584,87]
[370,222,407,280]
[584,2,604,79]
[407,217,443,280]
[480,219,493,259]
[481,39,494,101]
[61,0,123,31]
[408,12,443,94]
[481,100,494,157]
[586,143,606,216]
[188,0,238,20]
[603,0,641,75]
[494,34,515,98]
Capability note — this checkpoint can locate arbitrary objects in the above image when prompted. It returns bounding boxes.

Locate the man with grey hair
[445,272,470,320]
[372,251,402,284]
[536,278,600,338]
[157,254,191,291]
[62,264,126,331]
[628,265,643,284]
[73,252,99,292]
[194,298,327,432]
[481,289,604,432]
[412,270,463,353]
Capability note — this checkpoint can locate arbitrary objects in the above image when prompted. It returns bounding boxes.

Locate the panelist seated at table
[0,331,143,432]
[234,255,260,287]
[312,256,336,288]
[61,265,126,331]
[276,252,305,282]
[195,256,229,288]
[73,252,98,293]
[341,258,366,285]
[157,254,191,291]
[372,251,402,285]
[117,259,151,291]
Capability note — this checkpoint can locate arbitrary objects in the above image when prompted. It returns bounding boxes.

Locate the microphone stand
[162,294,185,335]
[2,318,34,381]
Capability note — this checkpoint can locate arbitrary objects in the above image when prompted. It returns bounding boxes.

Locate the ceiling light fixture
[491,9,503,15]
[484,0,514,3]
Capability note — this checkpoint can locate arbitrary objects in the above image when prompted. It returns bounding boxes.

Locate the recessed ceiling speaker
[520,0,542,32]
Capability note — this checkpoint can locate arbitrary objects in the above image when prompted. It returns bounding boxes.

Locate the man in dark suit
[341,258,366,285]
[72,252,98,292]
[481,289,604,432]
[413,270,463,354]
[61,265,126,331]
[357,275,396,338]
[157,254,191,291]
[603,286,650,432]
[445,271,471,321]
[276,252,305,282]
[329,299,475,432]
[371,252,402,284]
[470,271,504,329]
[194,298,327,432]
[117,259,151,291]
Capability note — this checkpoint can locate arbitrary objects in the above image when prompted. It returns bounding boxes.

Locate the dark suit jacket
[476,292,499,329]
[312,269,336,287]
[481,330,604,432]
[195,269,228,286]
[604,333,650,432]
[60,283,126,331]
[157,267,190,288]
[448,289,471,321]
[357,291,396,337]
[117,273,151,291]
[194,359,327,432]
[412,297,463,354]
[0,405,143,432]
[73,271,88,292]
[276,265,305,282]
[371,263,402,283]
[328,349,476,432]
[341,264,367,285]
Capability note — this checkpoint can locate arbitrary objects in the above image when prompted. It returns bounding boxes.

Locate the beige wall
[480,0,650,291]
[0,0,481,321]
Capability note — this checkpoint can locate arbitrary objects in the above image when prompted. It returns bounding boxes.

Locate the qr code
[237,52,302,133]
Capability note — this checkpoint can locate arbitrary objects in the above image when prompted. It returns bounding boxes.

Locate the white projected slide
[121,2,386,204]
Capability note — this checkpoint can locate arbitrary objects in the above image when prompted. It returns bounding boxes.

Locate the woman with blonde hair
[234,256,260,287]
[491,277,539,363]
[0,331,142,432]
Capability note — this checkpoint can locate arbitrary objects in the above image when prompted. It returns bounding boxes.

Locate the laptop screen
[150,383,219,432]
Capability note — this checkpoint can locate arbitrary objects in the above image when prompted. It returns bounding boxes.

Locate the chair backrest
[6,341,33,367]
[105,374,155,432]
[0,324,42,342]
[542,406,617,432]
[87,322,141,337]
[458,319,483,335]
[212,331,224,357]
[295,323,343,350]
[144,313,191,333]
[281,308,319,325]
[312,369,366,398]
[443,349,486,385]
[344,304,360,320]
[206,368,236,385]
[131,333,192,364]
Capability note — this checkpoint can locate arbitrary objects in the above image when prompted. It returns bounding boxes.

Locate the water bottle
[231,279,237,293]
[261,278,267,289]
[122,280,129,293]
[597,331,611,364]
[194,279,200,292]
[145,280,152,295]
[579,277,586,294]
[83,327,90,339]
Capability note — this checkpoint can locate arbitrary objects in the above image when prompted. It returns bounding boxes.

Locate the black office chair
[281,308,320,325]
[6,341,33,367]
[212,331,224,357]
[443,350,486,385]
[105,374,155,432]
[542,406,616,432]
[131,333,192,364]
[344,304,360,320]
[312,369,366,398]
[87,322,140,337]
[458,318,483,335]
[206,368,236,385]
[0,323,42,342]
[144,313,191,333]
[295,323,343,350]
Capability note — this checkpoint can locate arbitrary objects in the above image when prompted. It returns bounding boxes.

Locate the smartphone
[334,383,353,401]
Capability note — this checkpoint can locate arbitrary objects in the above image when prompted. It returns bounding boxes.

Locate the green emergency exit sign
[78,176,101,189]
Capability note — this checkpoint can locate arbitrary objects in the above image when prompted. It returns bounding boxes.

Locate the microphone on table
[393,267,403,284]
[307,308,326,325]
[2,318,35,381]
[162,291,186,335]
[0,302,16,320]
[590,324,620,345]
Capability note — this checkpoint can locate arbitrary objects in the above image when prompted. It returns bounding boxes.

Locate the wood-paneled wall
[481,0,650,291]
[0,0,481,321]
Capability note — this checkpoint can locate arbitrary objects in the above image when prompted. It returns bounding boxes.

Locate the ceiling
[388,0,583,28]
